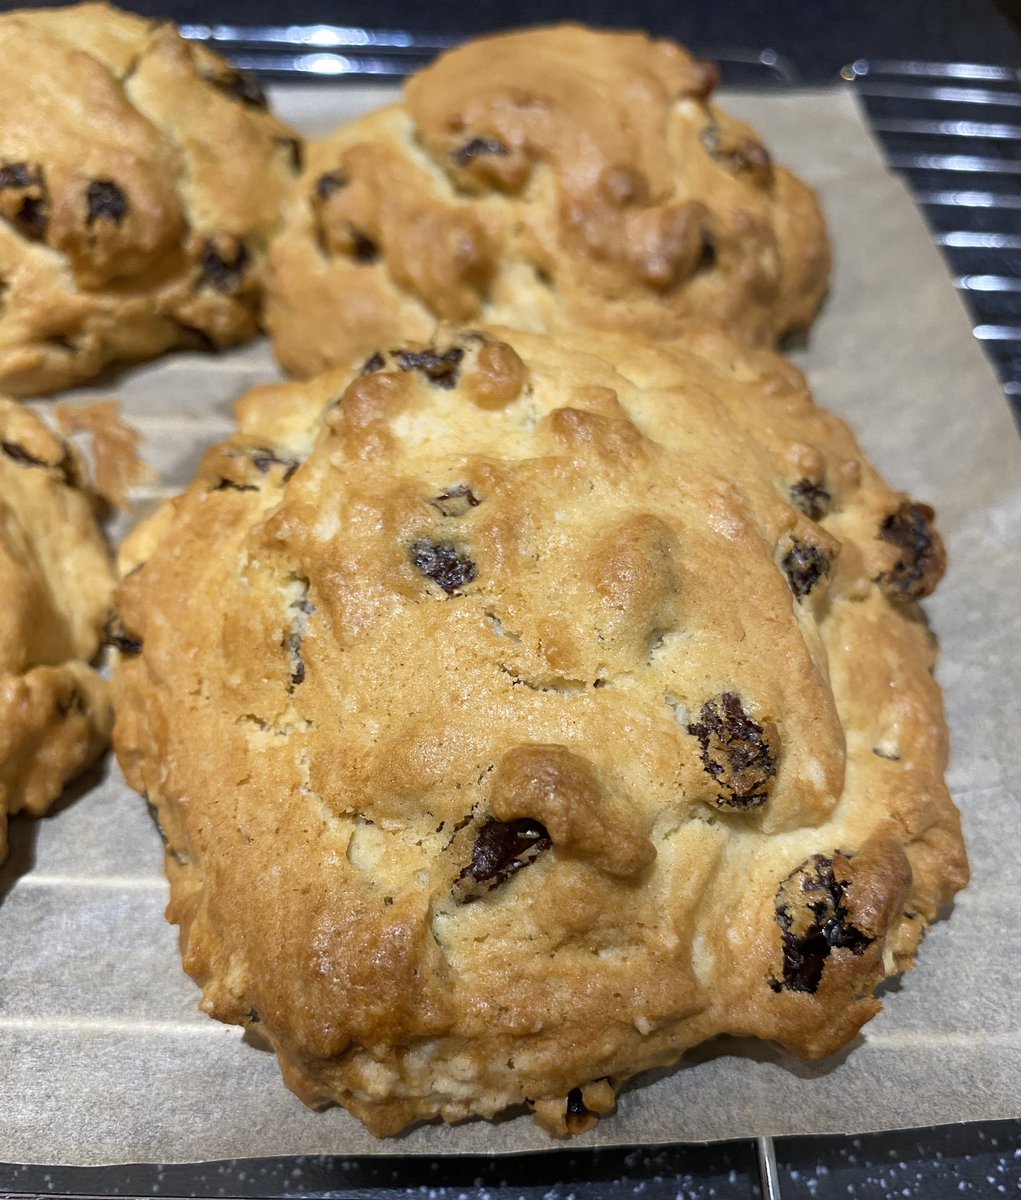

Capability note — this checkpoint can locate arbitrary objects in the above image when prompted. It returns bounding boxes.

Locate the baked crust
[0,397,114,860]
[0,2,301,395]
[266,25,829,377]
[113,327,965,1137]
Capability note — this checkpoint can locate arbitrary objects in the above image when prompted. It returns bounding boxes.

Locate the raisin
[877,501,945,600]
[288,635,306,686]
[315,170,348,200]
[782,540,830,600]
[349,225,379,264]
[452,137,510,167]
[277,136,304,173]
[688,692,778,809]
[700,125,772,181]
[205,67,268,109]
[564,1088,595,1134]
[772,853,872,993]
[361,351,386,374]
[287,594,314,690]
[213,478,258,493]
[431,484,480,518]
[247,1008,261,1023]
[394,346,464,389]
[453,816,551,902]
[790,478,831,520]
[1,440,47,468]
[250,447,299,480]
[697,232,717,270]
[86,180,128,226]
[411,539,477,594]
[103,613,142,655]
[200,237,250,294]
[0,161,48,239]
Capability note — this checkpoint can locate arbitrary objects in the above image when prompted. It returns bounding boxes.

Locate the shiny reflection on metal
[973,324,1021,340]
[853,81,1021,106]
[180,22,460,51]
[843,58,1021,82]
[228,52,421,76]
[955,275,1021,293]
[757,1135,782,1199]
[937,231,1021,249]
[700,45,799,85]
[886,152,1021,174]
[916,189,1021,209]
[869,117,1021,139]
[916,188,1021,209]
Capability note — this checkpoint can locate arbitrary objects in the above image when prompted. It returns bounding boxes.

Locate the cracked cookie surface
[266,25,829,377]
[0,2,301,395]
[1,397,114,861]
[112,327,965,1137]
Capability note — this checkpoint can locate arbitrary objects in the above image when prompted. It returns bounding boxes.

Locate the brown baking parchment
[2,85,1019,1164]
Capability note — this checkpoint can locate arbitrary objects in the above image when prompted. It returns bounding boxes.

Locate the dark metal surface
[846,57,1021,424]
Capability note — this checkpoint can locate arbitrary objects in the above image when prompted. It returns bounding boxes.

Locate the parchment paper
[2,86,1019,1165]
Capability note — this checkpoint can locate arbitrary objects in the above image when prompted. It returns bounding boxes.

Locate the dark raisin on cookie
[0,162,49,239]
[431,484,481,518]
[361,351,386,374]
[204,66,268,109]
[315,170,348,200]
[1,438,75,484]
[286,592,314,690]
[782,540,830,600]
[790,478,831,521]
[697,231,717,271]
[86,180,129,226]
[250,447,300,481]
[564,1088,596,1134]
[394,347,465,389]
[213,478,259,493]
[103,613,142,655]
[699,125,773,182]
[452,137,510,168]
[1,439,48,468]
[688,692,778,809]
[200,237,251,294]
[411,539,477,594]
[452,816,552,902]
[349,225,380,264]
[771,853,873,993]
[877,501,946,600]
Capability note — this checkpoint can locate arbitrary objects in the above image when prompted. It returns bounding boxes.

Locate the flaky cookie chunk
[113,327,965,1138]
[0,2,301,395]
[0,398,114,861]
[265,25,829,377]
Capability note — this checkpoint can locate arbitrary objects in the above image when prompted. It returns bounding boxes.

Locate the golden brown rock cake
[266,25,829,377]
[0,2,302,395]
[1,397,114,861]
[112,327,965,1137]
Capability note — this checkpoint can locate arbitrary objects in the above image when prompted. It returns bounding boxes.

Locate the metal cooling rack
[844,57,1021,426]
